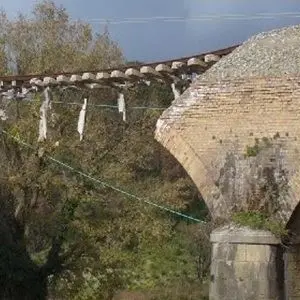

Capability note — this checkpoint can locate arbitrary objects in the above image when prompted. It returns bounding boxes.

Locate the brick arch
[155,76,300,223]
[155,126,228,218]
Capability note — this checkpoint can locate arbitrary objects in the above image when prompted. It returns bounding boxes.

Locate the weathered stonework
[210,226,284,300]
[155,76,300,224]
[284,244,300,299]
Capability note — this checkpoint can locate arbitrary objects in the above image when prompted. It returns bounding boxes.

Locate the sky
[1,0,300,62]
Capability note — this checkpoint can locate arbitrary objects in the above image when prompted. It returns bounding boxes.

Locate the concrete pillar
[209,225,284,300]
[284,244,300,299]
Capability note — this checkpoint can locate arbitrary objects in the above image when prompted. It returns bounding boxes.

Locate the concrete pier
[209,225,284,300]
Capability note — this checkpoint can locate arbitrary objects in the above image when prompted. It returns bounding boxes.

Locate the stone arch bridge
[155,76,300,225]
[1,40,300,299]
[155,75,300,300]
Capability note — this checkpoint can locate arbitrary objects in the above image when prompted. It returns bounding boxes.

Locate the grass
[232,211,288,238]
[244,137,272,157]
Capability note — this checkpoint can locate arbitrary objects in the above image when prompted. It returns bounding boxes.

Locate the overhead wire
[2,98,168,111]
[1,129,204,223]
[81,12,300,25]
[51,101,167,111]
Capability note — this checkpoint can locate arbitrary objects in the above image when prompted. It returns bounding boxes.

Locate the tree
[0,10,8,74]
[1,84,209,300]
[0,1,124,299]
[5,0,123,74]
[0,1,209,299]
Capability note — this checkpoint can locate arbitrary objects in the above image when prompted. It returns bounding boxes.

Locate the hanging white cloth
[77,97,88,141]
[171,83,181,100]
[1,89,14,100]
[0,109,7,121]
[117,93,126,122]
[38,87,51,142]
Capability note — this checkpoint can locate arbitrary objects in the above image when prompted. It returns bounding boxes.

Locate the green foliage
[1,86,209,298]
[2,0,123,75]
[232,211,288,238]
[245,137,272,157]
[0,2,210,299]
[245,145,258,157]
[125,235,196,290]
[232,211,266,229]
[266,219,289,238]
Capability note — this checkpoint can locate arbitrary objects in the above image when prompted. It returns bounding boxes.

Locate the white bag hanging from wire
[38,87,51,142]
[117,93,126,122]
[171,82,181,100]
[77,97,88,141]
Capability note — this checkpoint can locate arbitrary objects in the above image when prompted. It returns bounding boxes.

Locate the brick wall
[155,76,300,223]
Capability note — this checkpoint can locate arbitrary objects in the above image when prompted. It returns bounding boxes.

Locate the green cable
[2,130,204,223]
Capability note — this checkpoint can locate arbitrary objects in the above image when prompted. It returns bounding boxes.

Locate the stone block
[246,244,274,262]
[209,226,284,300]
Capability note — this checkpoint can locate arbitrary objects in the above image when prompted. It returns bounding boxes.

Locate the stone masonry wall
[210,226,284,300]
[155,76,300,224]
[285,244,300,299]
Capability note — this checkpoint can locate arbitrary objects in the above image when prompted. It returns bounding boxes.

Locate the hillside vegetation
[0,1,210,299]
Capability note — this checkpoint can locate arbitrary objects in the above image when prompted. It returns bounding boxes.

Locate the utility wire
[81,12,300,25]
[1,129,203,223]
[51,101,167,110]
[86,11,300,21]
[13,100,168,111]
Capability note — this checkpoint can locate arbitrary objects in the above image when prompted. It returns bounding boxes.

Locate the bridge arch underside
[155,76,300,226]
